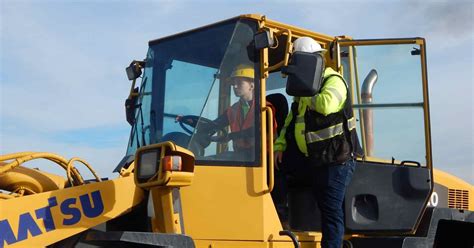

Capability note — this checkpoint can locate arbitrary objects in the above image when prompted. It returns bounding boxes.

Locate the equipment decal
[0,190,104,248]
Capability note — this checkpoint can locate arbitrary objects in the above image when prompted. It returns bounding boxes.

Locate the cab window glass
[126,19,260,166]
[346,43,426,165]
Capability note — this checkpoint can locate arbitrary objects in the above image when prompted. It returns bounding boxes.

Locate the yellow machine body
[432,168,474,210]
[0,175,144,247]
[1,14,473,248]
[0,163,66,195]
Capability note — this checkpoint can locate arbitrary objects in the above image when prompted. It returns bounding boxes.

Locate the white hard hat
[293,37,326,53]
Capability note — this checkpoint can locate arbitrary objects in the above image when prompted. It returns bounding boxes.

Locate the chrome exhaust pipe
[361,69,378,156]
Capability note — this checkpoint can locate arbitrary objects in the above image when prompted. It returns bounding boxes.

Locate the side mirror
[283,51,325,96]
[247,30,274,62]
[125,87,139,126]
[126,60,145,80]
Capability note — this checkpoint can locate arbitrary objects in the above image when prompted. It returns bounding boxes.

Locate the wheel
[177,115,217,135]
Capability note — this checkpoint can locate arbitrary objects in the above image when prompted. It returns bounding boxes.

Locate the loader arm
[0,174,144,247]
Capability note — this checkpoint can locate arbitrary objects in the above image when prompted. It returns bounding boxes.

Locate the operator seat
[266,93,288,135]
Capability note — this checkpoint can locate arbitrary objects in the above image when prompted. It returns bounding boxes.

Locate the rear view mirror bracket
[125,87,139,126]
[125,59,145,125]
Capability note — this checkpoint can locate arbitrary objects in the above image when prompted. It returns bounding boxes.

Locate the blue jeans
[312,160,355,248]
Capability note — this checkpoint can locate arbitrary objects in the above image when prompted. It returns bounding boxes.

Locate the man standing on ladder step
[274,37,363,248]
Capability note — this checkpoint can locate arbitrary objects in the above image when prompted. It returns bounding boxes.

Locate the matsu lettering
[0,190,104,248]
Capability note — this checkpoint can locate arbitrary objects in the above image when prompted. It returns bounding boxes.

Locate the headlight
[135,142,195,189]
[137,149,161,180]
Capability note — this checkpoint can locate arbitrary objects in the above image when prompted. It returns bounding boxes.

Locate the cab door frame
[335,38,434,234]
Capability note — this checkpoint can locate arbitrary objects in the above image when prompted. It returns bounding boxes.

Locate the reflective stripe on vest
[305,117,356,144]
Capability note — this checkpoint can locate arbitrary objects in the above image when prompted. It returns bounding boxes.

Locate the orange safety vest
[226,100,255,151]
[226,100,277,151]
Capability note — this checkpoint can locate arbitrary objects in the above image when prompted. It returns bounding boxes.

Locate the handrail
[264,106,274,193]
[353,102,424,109]
[279,230,300,248]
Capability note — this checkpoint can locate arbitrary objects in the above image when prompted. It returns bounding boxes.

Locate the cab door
[336,38,434,233]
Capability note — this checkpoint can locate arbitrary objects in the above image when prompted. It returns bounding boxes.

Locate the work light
[137,149,161,180]
[134,142,195,189]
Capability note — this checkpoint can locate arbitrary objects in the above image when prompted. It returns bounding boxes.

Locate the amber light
[162,156,182,172]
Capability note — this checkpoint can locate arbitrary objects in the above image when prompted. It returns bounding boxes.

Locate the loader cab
[124,16,285,244]
[125,18,262,166]
[123,14,434,245]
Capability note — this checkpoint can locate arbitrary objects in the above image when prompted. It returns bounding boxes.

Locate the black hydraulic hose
[279,230,300,248]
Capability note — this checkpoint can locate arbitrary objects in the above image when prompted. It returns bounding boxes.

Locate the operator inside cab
[193,64,255,161]
[208,64,256,159]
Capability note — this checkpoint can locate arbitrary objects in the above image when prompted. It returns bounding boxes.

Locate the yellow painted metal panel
[0,176,144,247]
[433,168,474,211]
[258,17,334,43]
[180,165,283,241]
[194,239,322,248]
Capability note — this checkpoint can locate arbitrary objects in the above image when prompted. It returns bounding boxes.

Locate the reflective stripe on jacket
[274,67,348,156]
[305,117,356,143]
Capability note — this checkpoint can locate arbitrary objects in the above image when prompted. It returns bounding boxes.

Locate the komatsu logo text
[0,190,104,248]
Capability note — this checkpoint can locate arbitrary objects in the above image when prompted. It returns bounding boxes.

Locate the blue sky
[1,0,473,183]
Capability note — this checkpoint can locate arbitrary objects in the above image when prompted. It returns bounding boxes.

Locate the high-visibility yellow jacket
[274,67,347,156]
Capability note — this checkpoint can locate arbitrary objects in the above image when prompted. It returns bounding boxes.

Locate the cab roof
[149,14,339,46]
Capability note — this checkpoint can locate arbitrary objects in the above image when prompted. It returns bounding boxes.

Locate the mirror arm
[264,29,292,73]
[128,78,139,99]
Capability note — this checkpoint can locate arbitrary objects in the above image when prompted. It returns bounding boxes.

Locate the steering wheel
[177,115,217,135]
[177,115,229,143]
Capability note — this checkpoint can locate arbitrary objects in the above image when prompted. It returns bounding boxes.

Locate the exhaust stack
[361,69,378,157]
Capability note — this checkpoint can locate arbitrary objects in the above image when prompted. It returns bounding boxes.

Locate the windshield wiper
[129,116,140,148]
[130,77,149,148]
[138,104,147,146]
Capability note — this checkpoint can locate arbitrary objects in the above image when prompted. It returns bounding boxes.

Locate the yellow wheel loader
[1,14,473,248]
